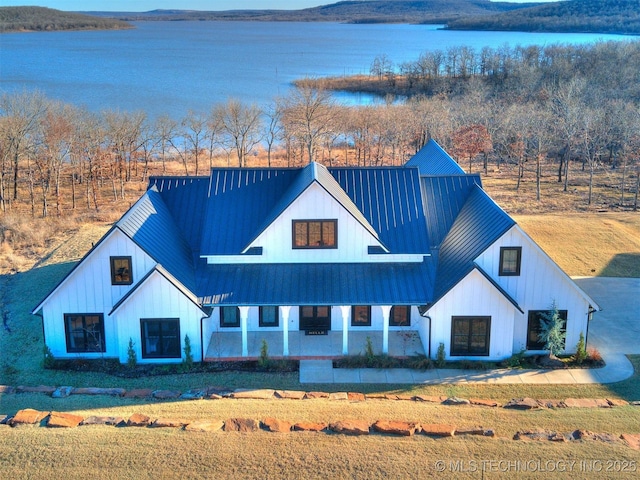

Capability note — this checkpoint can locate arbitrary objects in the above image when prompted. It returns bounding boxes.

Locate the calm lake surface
[0,21,631,120]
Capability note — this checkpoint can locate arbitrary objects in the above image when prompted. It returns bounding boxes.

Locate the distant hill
[90,1,542,24]
[445,0,640,34]
[0,6,132,33]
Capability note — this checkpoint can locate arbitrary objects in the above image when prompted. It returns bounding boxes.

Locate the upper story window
[110,256,132,285]
[499,247,522,276]
[292,220,337,249]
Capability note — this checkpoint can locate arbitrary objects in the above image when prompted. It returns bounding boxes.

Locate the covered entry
[299,306,331,333]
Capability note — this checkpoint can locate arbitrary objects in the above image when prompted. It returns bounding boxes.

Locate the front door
[299,306,331,334]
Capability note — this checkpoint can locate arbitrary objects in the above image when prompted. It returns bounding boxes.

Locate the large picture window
[292,220,337,249]
[389,306,411,326]
[499,247,522,276]
[110,256,132,285]
[351,305,371,327]
[527,310,568,350]
[451,316,491,356]
[259,306,279,327]
[64,314,105,353]
[140,318,180,359]
[220,306,240,328]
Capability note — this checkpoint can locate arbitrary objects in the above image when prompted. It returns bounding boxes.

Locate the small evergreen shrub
[574,332,587,365]
[435,342,446,368]
[538,300,566,357]
[127,338,137,369]
[506,349,527,368]
[43,344,55,369]
[364,336,375,366]
[258,339,269,368]
[182,334,194,369]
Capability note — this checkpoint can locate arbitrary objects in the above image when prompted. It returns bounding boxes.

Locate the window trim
[64,313,106,353]
[292,219,338,249]
[499,247,522,276]
[259,306,279,327]
[351,305,372,327]
[450,316,491,356]
[140,318,181,359]
[110,256,133,285]
[220,306,240,328]
[526,309,568,351]
[389,306,411,327]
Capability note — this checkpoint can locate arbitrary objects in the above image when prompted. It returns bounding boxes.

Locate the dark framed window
[527,310,568,350]
[259,306,279,327]
[451,316,491,356]
[390,306,411,327]
[499,247,522,276]
[64,314,105,353]
[299,306,331,331]
[140,318,180,359]
[292,220,337,249]
[110,256,132,285]
[220,306,240,328]
[351,305,371,327]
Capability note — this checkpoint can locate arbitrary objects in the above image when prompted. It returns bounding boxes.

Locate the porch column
[339,306,351,355]
[280,306,292,357]
[239,306,250,357]
[380,305,392,355]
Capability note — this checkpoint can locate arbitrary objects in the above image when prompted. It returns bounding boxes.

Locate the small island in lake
[0,6,132,33]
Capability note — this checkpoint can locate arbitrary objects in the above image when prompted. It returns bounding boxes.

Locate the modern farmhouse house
[33,140,599,364]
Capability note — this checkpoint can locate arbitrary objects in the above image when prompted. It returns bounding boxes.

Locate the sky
[0,0,560,12]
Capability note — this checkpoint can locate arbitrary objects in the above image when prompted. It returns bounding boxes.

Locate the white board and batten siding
[423,269,518,361]
[475,225,594,354]
[114,270,204,364]
[40,229,155,358]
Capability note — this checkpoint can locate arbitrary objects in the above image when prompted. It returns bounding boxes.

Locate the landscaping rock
[293,422,327,432]
[208,393,224,400]
[630,401,640,406]
[328,392,348,401]
[150,418,186,428]
[606,398,629,407]
[261,418,292,433]
[206,387,233,397]
[1,414,11,424]
[47,411,84,428]
[180,389,206,400]
[275,390,306,400]
[621,433,640,450]
[563,398,610,408]
[230,389,275,400]
[304,391,329,399]
[224,418,259,432]
[513,429,556,441]
[372,420,417,436]
[537,399,564,408]
[127,413,151,427]
[329,420,370,435]
[455,427,494,436]
[469,398,499,407]
[81,416,126,427]
[0,386,15,394]
[504,398,540,410]
[16,385,56,394]
[152,390,181,400]
[51,386,74,398]
[123,389,153,399]
[571,430,621,443]
[443,397,471,406]
[185,420,224,432]
[347,392,366,402]
[384,394,413,401]
[364,393,387,400]
[420,424,456,437]
[72,387,125,396]
[414,395,446,403]
[9,409,49,426]
[549,433,567,442]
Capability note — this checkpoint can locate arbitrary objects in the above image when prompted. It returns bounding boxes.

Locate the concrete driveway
[574,277,640,355]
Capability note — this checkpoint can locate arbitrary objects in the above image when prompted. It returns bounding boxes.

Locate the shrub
[43,344,55,369]
[258,339,269,368]
[406,354,433,370]
[364,336,375,365]
[505,349,527,368]
[127,338,137,369]
[435,342,446,368]
[183,334,194,369]
[588,347,603,364]
[538,300,566,357]
[574,332,587,365]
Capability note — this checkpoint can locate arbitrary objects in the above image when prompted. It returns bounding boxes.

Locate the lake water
[0,21,631,120]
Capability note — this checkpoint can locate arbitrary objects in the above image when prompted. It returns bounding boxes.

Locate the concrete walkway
[300,277,638,385]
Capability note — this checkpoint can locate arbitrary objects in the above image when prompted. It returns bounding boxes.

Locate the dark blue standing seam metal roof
[431,184,515,306]
[405,139,466,175]
[330,167,431,254]
[148,176,210,259]
[245,162,382,252]
[420,175,482,250]
[116,187,196,291]
[196,260,436,306]
[199,168,299,255]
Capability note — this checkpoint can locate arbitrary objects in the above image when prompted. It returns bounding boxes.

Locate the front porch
[204,330,425,361]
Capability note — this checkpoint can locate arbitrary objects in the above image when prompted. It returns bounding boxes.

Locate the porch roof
[196,260,436,306]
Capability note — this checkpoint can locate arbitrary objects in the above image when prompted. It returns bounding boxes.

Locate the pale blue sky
[0,1,560,12]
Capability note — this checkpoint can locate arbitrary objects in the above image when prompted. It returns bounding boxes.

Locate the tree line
[1,40,640,218]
